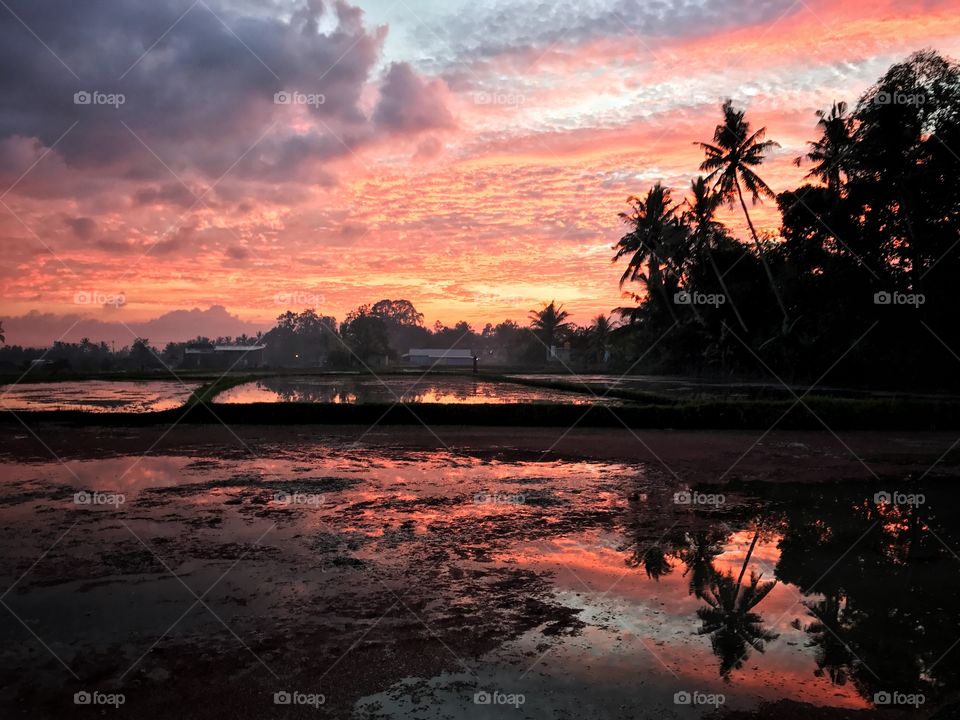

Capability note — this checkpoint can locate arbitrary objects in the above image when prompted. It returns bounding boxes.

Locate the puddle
[0,443,957,718]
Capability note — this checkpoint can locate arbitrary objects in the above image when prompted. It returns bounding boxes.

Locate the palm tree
[684,177,748,332]
[795,101,855,195]
[131,337,153,371]
[529,301,573,360]
[613,183,683,321]
[698,100,788,331]
[587,314,612,364]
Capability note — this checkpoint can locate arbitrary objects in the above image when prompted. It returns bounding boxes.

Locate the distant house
[548,344,571,364]
[402,348,475,367]
[182,344,266,370]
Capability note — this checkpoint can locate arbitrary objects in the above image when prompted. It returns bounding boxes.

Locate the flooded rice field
[0,381,199,413]
[1,428,959,718]
[214,375,607,405]
[505,374,779,399]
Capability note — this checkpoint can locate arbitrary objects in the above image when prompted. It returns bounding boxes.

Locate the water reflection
[697,564,779,679]
[617,481,960,707]
[2,444,959,716]
[214,375,603,404]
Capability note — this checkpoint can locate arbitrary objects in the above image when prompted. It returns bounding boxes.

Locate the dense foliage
[613,50,960,389]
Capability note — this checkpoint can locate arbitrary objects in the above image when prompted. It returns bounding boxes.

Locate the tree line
[0,299,614,372]
[612,50,960,388]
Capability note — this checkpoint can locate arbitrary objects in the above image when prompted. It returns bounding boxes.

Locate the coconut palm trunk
[648,258,679,323]
[705,247,747,332]
[735,181,789,332]
[736,526,762,589]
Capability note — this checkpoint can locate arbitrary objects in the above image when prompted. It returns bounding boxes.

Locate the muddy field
[2,425,960,718]
[0,381,200,413]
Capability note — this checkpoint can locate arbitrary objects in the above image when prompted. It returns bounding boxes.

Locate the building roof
[403,348,474,359]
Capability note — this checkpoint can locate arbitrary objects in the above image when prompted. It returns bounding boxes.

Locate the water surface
[1,444,956,718]
[0,380,198,412]
[214,375,605,405]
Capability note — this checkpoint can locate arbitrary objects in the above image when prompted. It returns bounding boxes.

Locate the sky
[1,0,959,347]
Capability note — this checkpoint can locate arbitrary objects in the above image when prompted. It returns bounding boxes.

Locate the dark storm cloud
[0,0,450,198]
[373,62,456,133]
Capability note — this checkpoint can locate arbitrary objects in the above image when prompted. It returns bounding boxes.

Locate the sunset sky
[2,0,959,346]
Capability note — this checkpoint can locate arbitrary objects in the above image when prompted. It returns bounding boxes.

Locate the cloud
[413,135,444,160]
[133,183,200,208]
[225,244,251,260]
[418,0,800,66]
[0,0,398,194]
[63,216,96,239]
[1,305,269,347]
[374,62,456,134]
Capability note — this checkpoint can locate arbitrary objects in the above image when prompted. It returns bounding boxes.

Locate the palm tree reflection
[697,568,779,678]
[622,480,960,702]
[624,517,781,679]
[638,544,674,579]
[679,530,724,599]
[800,594,853,686]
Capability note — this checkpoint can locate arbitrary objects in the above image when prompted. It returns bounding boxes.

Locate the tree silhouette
[587,314,612,364]
[795,101,855,195]
[529,301,573,358]
[698,100,788,331]
[683,176,748,332]
[613,183,684,322]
